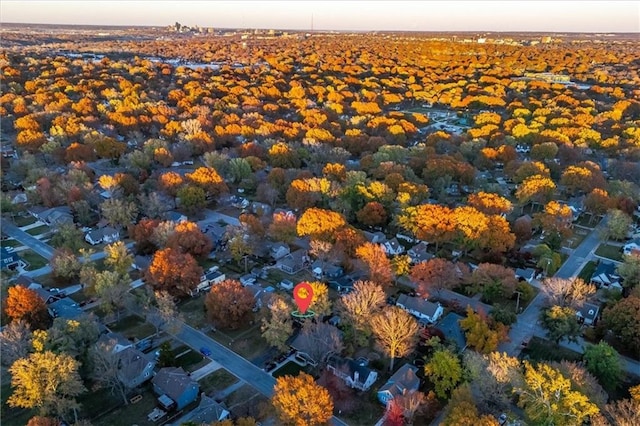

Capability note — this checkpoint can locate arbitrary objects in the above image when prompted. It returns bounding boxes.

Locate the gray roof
[118,347,154,383]
[174,393,229,425]
[48,298,83,319]
[378,364,420,398]
[396,294,440,317]
[152,367,199,401]
[437,312,466,351]
[327,355,376,386]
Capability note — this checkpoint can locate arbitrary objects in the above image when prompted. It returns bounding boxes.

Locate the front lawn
[175,349,208,372]
[178,296,207,329]
[595,243,623,262]
[272,361,306,378]
[13,215,37,227]
[21,250,48,269]
[578,261,598,282]
[25,224,49,235]
[109,315,156,340]
[0,239,22,248]
[198,368,239,394]
[340,390,385,426]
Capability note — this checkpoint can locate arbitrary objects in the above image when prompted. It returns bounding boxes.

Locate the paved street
[172,322,349,426]
[1,218,55,260]
[554,221,605,279]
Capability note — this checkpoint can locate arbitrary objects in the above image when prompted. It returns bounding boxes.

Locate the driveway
[1,218,55,260]
[172,322,349,426]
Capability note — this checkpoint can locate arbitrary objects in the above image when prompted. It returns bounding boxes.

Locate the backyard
[109,314,156,340]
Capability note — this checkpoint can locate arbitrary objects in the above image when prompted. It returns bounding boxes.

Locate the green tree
[602,209,632,241]
[425,349,463,398]
[157,341,175,367]
[602,296,640,355]
[228,157,252,183]
[104,241,133,276]
[93,270,131,319]
[261,295,294,351]
[583,342,623,391]
[49,224,85,254]
[8,351,86,421]
[540,306,581,344]
[517,362,599,426]
[177,184,207,213]
[617,253,640,290]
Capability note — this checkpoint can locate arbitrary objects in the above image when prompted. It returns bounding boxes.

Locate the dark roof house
[152,367,200,411]
[377,364,420,405]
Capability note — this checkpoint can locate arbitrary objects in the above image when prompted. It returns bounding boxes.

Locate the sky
[1,1,638,33]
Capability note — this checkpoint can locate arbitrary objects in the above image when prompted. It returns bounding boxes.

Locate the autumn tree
[294,321,343,366]
[467,192,513,216]
[129,218,160,254]
[583,342,623,391]
[541,277,596,309]
[338,280,386,345]
[8,351,86,421]
[540,306,581,344]
[443,385,499,426]
[50,248,81,280]
[0,319,32,366]
[185,166,228,198]
[5,286,50,329]
[398,204,456,251]
[205,279,254,330]
[410,258,461,297]
[617,253,640,289]
[515,174,556,206]
[356,242,393,287]
[49,223,85,254]
[261,295,294,351]
[468,263,518,303]
[177,184,207,213]
[104,241,133,276]
[602,296,640,355]
[463,351,522,413]
[88,340,129,405]
[308,281,332,317]
[425,348,463,398]
[145,248,202,297]
[459,307,508,354]
[603,209,632,241]
[371,306,420,371]
[517,362,599,426]
[356,201,388,226]
[534,200,574,240]
[100,198,138,229]
[166,220,213,258]
[268,211,297,244]
[93,270,131,319]
[296,207,346,240]
[272,373,333,426]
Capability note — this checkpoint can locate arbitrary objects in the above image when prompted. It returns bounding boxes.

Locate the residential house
[623,238,640,256]
[1,247,25,270]
[166,211,188,223]
[363,231,387,244]
[408,242,433,264]
[396,294,444,324]
[240,274,256,286]
[590,262,621,290]
[192,269,226,296]
[250,266,268,279]
[377,364,420,405]
[576,302,601,326]
[85,226,120,245]
[326,355,378,391]
[436,313,467,352]
[277,249,308,274]
[173,393,229,425]
[515,268,536,283]
[311,261,343,280]
[270,242,290,260]
[383,238,405,256]
[328,276,355,293]
[118,347,156,389]
[201,222,226,248]
[29,206,74,226]
[48,298,84,319]
[133,255,152,271]
[152,367,200,411]
[33,287,61,305]
[97,332,134,353]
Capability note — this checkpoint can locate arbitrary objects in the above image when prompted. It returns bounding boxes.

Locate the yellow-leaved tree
[272,373,334,426]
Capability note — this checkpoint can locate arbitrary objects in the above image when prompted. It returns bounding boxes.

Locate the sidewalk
[190,360,222,380]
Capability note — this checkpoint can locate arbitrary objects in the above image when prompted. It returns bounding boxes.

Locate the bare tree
[394,389,426,426]
[294,321,343,366]
[88,340,128,405]
[371,306,420,371]
[338,280,386,345]
[542,277,596,309]
[0,319,33,366]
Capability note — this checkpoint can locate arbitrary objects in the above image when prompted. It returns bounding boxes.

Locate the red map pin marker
[293,282,314,314]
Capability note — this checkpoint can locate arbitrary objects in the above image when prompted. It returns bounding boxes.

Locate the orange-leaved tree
[272,373,334,426]
[145,248,203,297]
[5,286,50,329]
[205,279,254,330]
[356,242,393,287]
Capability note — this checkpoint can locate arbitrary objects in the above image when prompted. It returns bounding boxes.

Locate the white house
[85,227,120,245]
[377,364,420,405]
[623,239,640,256]
[396,294,444,324]
[192,269,225,295]
[326,355,378,391]
[383,238,405,256]
[408,241,433,264]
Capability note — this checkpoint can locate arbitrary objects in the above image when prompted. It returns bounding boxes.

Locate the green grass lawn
[595,243,623,262]
[0,239,22,248]
[198,369,239,394]
[578,261,598,282]
[92,389,157,426]
[520,337,583,363]
[110,315,156,340]
[21,250,48,269]
[25,224,50,235]
[563,232,587,249]
[178,296,207,329]
[13,215,36,227]
[175,349,208,372]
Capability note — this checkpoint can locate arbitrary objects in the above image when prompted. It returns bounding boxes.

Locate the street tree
[272,373,333,426]
[371,306,420,371]
[540,306,581,344]
[100,198,138,229]
[459,307,508,354]
[425,348,463,398]
[49,223,85,254]
[205,279,254,330]
[50,248,81,280]
[104,241,133,276]
[410,258,461,297]
[93,270,131,319]
[583,342,623,391]
[0,319,33,366]
[294,321,343,366]
[167,220,213,258]
[261,295,294,351]
[517,362,599,426]
[542,277,596,309]
[145,248,203,297]
[8,351,86,421]
[602,209,632,241]
[602,296,640,359]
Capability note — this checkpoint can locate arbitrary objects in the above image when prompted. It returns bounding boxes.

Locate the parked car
[200,347,212,357]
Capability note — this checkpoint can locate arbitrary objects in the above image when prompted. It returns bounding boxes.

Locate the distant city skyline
[1,1,638,33]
